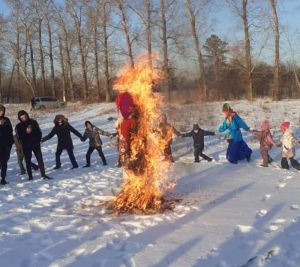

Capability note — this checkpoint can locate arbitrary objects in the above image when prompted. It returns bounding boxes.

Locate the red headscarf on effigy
[115,92,135,120]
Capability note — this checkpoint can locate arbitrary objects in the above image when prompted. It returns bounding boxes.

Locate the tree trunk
[93,7,101,100]
[117,0,134,69]
[7,62,16,103]
[103,3,111,102]
[58,36,66,102]
[269,0,280,101]
[145,0,152,68]
[74,10,88,99]
[160,0,171,102]
[46,15,56,97]
[242,0,253,101]
[29,40,37,94]
[24,28,29,77]
[185,0,207,101]
[16,28,21,99]
[38,18,46,95]
[63,28,74,101]
[0,59,2,102]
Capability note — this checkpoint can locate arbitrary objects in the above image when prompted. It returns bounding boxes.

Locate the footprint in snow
[265,224,280,233]
[276,182,287,189]
[256,209,268,218]
[235,225,254,235]
[262,194,271,201]
[290,204,300,210]
[265,218,286,233]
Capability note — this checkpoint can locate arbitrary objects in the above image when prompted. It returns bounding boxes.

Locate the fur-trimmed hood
[54,114,68,125]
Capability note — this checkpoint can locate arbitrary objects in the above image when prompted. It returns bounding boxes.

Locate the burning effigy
[113,58,175,214]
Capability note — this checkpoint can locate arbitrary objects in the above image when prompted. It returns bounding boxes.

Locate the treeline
[0,0,299,103]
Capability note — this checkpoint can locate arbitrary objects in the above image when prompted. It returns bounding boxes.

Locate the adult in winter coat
[81,121,114,167]
[252,120,277,167]
[278,121,300,170]
[42,115,82,169]
[0,104,13,185]
[13,134,39,175]
[15,110,50,180]
[181,124,215,162]
[218,103,252,164]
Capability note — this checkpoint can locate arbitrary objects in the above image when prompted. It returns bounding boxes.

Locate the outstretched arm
[81,130,88,142]
[218,120,228,133]
[42,127,56,142]
[172,127,181,137]
[95,126,112,137]
[69,124,82,139]
[234,114,250,131]
[203,130,215,136]
[181,131,193,138]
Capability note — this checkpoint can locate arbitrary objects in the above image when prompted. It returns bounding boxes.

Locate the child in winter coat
[180,124,215,162]
[252,120,277,167]
[42,115,82,169]
[278,121,300,170]
[81,121,114,167]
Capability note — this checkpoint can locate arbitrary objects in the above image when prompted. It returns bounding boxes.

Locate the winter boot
[19,170,26,175]
[1,179,9,185]
[83,164,90,168]
[31,163,39,171]
[54,165,61,170]
[281,157,289,169]
[290,157,300,170]
[42,174,53,180]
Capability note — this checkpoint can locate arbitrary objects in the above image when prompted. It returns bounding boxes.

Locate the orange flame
[113,57,174,214]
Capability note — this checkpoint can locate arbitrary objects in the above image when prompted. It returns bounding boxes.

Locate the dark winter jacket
[0,105,13,148]
[42,115,82,150]
[16,110,42,148]
[82,126,111,148]
[182,129,215,150]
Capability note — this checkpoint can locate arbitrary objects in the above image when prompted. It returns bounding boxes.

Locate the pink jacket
[253,129,277,149]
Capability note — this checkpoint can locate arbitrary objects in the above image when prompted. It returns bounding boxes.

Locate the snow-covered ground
[1,99,300,267]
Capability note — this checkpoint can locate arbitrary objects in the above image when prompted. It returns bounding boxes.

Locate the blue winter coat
[219,113,249,142]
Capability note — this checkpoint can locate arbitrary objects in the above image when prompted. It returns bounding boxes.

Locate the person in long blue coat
[219,103,252,164]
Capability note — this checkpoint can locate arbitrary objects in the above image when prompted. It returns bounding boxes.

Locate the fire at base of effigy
[110,57,177,215]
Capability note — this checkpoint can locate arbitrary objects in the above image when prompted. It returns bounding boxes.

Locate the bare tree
[116,0,135,68]
[45,8,56,97]
[102,1,112,102]
[33,0,49,95]
[58,35,67,101]
[160,0,171,101]
[55,4,75,101]
[269,0,280,101]
[88,1,101,100]
[184,0,208,100]
[128,0,153,68]
[67,0,89,99]
[226,0,253,101]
